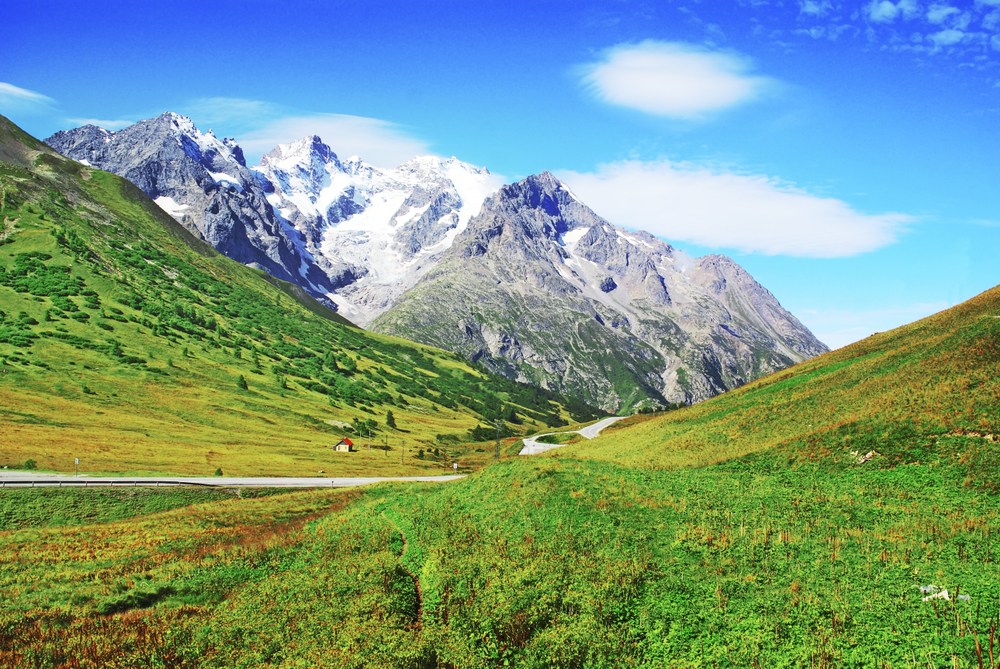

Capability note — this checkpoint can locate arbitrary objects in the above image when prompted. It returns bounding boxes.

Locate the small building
[333,438,355,452]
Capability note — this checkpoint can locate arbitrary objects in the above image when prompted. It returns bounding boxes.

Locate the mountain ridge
[1,113,602,476]
[374,172,828,410]
[46,114,828,411]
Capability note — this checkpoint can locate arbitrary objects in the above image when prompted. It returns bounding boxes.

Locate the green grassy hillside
[572,283,1000,484]
[0,115,600,477]
[3,111,999,668]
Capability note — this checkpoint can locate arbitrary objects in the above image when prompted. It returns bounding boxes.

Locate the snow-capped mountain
[45,114,829,411]
[46,114,499,324]
[45,113,334,296]
[253,136,499,325]
[373,172,829,410]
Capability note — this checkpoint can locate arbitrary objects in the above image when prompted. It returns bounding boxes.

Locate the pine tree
[386,409,396,429]
[237,374,248,390]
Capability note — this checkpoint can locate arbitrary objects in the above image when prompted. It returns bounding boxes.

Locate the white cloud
[930,28,966,45]
[67,118,134,130]
[180,97,432,168]
[993,33,1000,49]
[578,41,775,119]
[927,4,961,23]
[239,115,431,169]
[865,0,921,23]
[556,160,911,258]
[0,82,56,114]
[800,1,833,16]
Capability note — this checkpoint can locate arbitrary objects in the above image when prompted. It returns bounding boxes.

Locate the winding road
[0,418,630,486]
[519,416,628,456]
[0,472,465,488]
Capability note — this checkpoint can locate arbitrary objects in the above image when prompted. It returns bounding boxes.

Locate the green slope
[0,115,601,477]
[3,112,999,668]
[572,283,1000,483]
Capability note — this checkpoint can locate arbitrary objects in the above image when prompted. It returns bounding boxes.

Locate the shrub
[23,459,37,470]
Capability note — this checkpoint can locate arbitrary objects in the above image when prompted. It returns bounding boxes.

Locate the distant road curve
[0,473,465,489]
[519,416,629,456]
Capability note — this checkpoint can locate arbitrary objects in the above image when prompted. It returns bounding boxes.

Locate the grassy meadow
[2,115,1000,667]
[3,287,999,667]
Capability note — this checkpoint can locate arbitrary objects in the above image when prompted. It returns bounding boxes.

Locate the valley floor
[2,449,997,668]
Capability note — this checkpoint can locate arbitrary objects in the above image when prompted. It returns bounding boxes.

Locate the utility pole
[401,440,404,465]
[495,418,501,461]
[368,428,371,453]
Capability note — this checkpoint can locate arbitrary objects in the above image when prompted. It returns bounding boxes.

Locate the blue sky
[2,0,999,348]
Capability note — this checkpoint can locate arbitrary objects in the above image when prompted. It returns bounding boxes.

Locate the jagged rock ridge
[372,172,829,411]
[46,115,498,321]
[45,113,333,297]
[47,115,829,411]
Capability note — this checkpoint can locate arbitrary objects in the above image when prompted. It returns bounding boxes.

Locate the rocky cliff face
[47,116,828,411]
[252,139,497,325]
[46,115,497,322]
[372,172,829,411]
[44,113,333,296]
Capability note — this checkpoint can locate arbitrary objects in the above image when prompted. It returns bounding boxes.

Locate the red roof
[342,438,353,446]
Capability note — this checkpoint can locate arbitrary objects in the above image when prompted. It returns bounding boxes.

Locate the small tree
[237,374,248,390]
[386,410,396,429]
[417,449,424,460]
[23,459,37,470]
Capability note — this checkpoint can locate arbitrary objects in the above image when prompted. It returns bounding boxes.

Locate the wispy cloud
[782,0,1000,59]
[929,28,966,45]
[181,97,432,168]
[865,0,921,23]
[67,118,134,130]
[927,4,962,24]
[578,41,776,119]
[0,82,56,114]
[799,1,833,17]
[557,160,911,258]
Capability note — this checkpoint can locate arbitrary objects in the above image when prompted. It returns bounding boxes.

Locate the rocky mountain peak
[467,173,608,251]
[375,172,829,410]
[259,134,340,170]
[45,114,336,301]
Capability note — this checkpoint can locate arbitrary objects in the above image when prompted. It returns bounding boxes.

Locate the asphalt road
[519,416,629,456]
[0,472,465,488]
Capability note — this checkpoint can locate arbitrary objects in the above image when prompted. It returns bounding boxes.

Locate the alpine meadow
[2,109,1000,667]
[3,1,1000,665]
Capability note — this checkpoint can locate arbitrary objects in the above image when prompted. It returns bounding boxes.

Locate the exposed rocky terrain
[46,114,497,320]
[372,172,828,410]
[47,116,828,410]
[45,114,332,295]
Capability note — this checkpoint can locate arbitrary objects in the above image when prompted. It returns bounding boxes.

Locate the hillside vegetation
[0,115,600,477]
[2,113,1000,668]
[573,284,1000,484]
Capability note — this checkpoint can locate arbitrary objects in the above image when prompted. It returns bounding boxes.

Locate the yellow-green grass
[568,283,1000,482]
[0,115,600,477]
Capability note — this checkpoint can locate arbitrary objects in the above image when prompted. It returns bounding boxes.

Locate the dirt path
[383,513,423,627]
